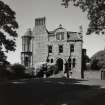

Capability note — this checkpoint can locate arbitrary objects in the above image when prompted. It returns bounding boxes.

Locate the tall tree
[0,1,18,63]
[61,0,105,35]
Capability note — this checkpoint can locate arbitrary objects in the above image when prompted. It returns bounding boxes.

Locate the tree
[91,59,100,70]
[61,0,105,35]
[0,1,18,63]
[82,54,90,70]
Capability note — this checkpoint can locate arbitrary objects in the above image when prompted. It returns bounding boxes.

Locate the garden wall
[84,71,101,80]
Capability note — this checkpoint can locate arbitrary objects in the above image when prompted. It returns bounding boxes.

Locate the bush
[0,63,12,81]
[90,50,105,70]
[46,65,55,77]
[91,59,99,70]
[11,63,26,79]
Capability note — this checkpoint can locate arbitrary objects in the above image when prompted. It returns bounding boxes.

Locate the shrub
[11,63,26,79]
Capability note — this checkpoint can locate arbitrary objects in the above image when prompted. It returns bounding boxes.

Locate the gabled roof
[47,24,65,36]
[47,25,82,41]
[53,24,65,32]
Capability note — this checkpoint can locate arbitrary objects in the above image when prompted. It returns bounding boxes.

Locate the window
[51,59,53,63]
[48,45,52,53]
[61,32,64,40]
[56,33,60,40]
[68,57,71,68]
[24,56,29,66]
[70,44,74,52]
[46,58,49,62]
[56,32,64,40]
[67,32,70,39]
[73,58,76,67]
[59,45,63,53]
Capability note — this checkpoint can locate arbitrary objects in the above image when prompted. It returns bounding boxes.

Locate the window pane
[61,32,64,40]
[51,59,53,63]
[59,45,63,53]
[73,58,76,67]
[48,45,52,53]
[56,33,60,40]
[70,44,74,52]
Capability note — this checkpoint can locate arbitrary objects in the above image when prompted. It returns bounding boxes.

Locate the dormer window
[56,33,60,40]
[56,32,64,40]
[61,32,64,40]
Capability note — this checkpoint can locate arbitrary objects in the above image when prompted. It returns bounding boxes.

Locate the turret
[21,28,33,68]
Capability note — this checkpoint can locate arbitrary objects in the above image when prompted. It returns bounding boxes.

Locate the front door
[56,58,63,72]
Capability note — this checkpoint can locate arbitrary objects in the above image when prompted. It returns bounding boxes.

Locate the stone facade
[21,17,83,78]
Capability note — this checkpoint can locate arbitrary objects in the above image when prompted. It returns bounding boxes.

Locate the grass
[0,78,105,105]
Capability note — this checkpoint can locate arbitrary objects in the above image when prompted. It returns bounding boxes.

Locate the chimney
[35,17,46,26]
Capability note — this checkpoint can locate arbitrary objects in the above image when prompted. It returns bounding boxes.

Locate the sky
[2,0,105,64]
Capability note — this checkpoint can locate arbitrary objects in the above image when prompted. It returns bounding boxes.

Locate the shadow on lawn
[0,78,105,105]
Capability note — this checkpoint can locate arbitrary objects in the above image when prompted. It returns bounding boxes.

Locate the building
[21,17,83,78]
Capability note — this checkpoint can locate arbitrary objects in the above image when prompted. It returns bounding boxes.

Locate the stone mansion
[21,17,84,78]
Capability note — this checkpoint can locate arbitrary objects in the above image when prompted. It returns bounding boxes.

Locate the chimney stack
[35,17,46,26]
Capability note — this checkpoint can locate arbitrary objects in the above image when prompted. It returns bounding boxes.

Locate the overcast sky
[2,0,105,64]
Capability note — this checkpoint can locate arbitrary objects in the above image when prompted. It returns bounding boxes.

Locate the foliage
[91,59,100,70]
[0,1,18,62]
[61,0,105,35]
[46,65,56,77]
[82,54,90,70]
[0,63,11,80]
[11,63,26,78]
[90,50,105,70]
[85,55,90,63]
[35,64,56,78]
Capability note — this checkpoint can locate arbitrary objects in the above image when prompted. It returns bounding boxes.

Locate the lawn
[0,78,105,105]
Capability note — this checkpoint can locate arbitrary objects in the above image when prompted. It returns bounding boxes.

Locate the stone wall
[32,18,48,64]
[84,71,101,80]
[32,17,83,79]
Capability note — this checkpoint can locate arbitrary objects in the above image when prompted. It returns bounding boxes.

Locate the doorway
[56,58,63,73]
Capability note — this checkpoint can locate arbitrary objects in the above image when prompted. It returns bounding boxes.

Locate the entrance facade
[56,58,63,72]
